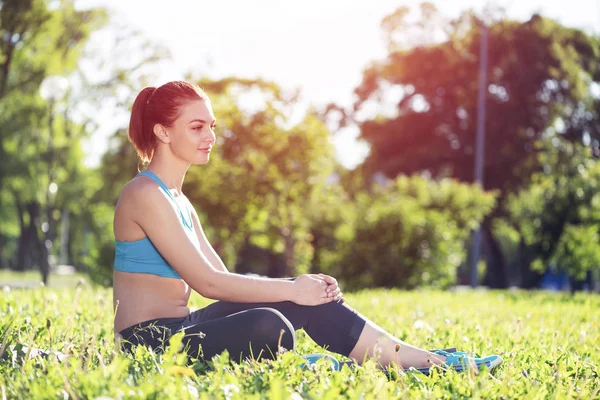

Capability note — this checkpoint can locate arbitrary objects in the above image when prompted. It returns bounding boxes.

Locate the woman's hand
[291,274,344,306]
[318,273,345,303]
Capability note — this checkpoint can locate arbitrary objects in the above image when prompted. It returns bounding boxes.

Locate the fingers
[319,295,334,304]
[313,274,344,305]
[322,286,344,302]
[321,276,339,294]
[318,274,337,285]
[317,274,344,300]
[316,289,345,305]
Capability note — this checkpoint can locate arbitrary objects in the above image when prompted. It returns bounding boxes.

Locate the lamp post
[469,22,489,288]
[39,76,69,281]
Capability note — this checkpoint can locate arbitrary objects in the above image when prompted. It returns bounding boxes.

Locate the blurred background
[0,0,599,292]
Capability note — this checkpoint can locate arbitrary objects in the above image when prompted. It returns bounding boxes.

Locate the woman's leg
[193,300,363,356]
[348,319,445,370]
[178,308,296,362]
[193,300,446,369]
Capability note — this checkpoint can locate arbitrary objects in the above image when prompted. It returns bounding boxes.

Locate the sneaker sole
[416,354,503,375]
[487,355,503,370]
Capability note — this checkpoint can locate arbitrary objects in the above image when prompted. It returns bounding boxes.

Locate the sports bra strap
[137,169,193,229]
[138,170,174,199]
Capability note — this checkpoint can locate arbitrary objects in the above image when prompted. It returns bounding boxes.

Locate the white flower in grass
[413,320,435,334]
[221,384,239,400]
[186,384,199,398]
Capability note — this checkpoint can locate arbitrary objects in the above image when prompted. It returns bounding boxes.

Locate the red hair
[128,81,208,163]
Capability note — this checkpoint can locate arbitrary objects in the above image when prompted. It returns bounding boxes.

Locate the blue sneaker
[431,349,470,357]
[417,351,503,375]
[299,353,340,371]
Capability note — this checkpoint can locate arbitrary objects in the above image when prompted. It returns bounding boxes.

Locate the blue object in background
[540,270,570,291]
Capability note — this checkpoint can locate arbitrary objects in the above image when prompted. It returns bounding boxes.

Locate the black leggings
[118,300,367,363]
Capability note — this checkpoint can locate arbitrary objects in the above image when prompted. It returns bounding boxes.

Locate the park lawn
[0,285,598,399]
[0,270,87,289]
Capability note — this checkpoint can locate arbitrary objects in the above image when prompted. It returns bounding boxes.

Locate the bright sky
[78,0,600,169]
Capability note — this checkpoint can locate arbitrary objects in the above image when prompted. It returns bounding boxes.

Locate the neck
[145,156,189,195]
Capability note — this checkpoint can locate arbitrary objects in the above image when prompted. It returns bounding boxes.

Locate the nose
[208,126,216,144]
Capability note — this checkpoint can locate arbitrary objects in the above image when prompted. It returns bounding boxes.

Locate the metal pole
[59,208,69,265]
[470,22,488,288]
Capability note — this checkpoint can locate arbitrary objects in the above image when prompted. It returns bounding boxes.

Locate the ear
[153,123,171,144]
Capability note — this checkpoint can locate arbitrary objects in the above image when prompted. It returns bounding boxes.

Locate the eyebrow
[188,119,216,124]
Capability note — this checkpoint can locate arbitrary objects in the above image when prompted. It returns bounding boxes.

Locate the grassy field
[0,284,598,399]
[0,270,87,289]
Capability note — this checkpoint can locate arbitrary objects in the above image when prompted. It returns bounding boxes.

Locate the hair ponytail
[128,86,157,164]
[128,81,208,164]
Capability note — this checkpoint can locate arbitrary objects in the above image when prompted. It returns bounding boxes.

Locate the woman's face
[163,99,217,165]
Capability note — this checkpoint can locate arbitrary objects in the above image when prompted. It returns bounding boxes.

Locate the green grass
[0,286,598,399]
[0,270,86,289]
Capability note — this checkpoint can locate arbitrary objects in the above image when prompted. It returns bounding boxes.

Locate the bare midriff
[113,270,192,334]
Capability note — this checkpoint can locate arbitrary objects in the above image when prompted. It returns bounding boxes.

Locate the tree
[0,0,166,285]
[338,175,496,289]
[0,0,108,283]
[508,137,600,286]
[347,4,600,287]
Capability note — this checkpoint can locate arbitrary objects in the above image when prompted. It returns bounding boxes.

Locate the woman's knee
[311,299,349,315]
[248,308,296,352]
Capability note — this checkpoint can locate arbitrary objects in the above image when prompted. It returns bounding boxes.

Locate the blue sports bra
[113,170,196,279]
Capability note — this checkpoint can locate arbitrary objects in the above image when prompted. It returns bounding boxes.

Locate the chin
[192,157,210,165]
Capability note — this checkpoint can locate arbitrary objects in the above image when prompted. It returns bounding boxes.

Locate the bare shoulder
[115,177,172,222]
[119,175,161,202]
[115,176,170,222]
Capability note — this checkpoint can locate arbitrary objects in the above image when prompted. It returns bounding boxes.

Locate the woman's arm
[128,183,334,305]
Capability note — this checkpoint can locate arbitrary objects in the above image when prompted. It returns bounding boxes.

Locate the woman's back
[112,174,192,333]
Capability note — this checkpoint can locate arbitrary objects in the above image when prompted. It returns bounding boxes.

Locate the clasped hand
[292,273,345,306]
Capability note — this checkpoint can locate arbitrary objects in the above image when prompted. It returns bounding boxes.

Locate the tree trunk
[309,231,321,274]
[15,229,33,272]
[13,192,30,271]
[267,251,283,278]
[517,239,543,288]
[481,216,508,288]
[0,39,15,98]
[0,233,6,269]
[281,227,295,278]
[26,202,50,285]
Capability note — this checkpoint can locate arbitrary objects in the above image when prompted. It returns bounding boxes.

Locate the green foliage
[348,4,600,287]
[508,138,600,279]
[552,225,600,280]
[307,179,355,275]
[0,0,109,279]
[352,6,600,192]
[338,175,497,289]
[0,0,167,283]
[1,286,599,398]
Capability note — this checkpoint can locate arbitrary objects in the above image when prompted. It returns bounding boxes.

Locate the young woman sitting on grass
[112,80,503,375]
